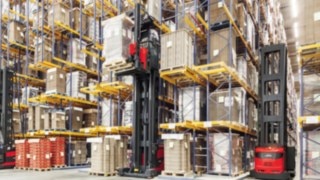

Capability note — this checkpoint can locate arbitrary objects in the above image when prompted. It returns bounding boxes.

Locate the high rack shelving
[298,43,320,179]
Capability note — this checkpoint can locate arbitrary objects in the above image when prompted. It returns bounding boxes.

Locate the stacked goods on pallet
[236,55,247,81]
[88,17,100,41]
[67,39,87,66]
[193,135,207,173]
[160,30,194,70]
[88,79,98,102]
[35,105,50,130]
[70,8,88,35]
[66,71,87,99]
[13,110,21,133]
[15,139,29,168]
[162,133,191,175]
[65,107,83,131]
[208,133,243,175]
[8,21,25,43]
[48,3,70,27]
[122,101,133,126]
[44,109,66,130]
[32,8,48,30]
[83,109,98,127]
[209,0,238,23]
[247,98,257,130]
[54,40,69,60]
[28,106,35,131]
[88,136,128,175]
[87,53,98,72]
[49,137,65,167]
[209,87,246,125]
[305,131,320,175]
[102,14,134,67]
[29,138,51,170]
[101,99,118,126]
[165,83,174,100]
[146,0,161,22]
[21,87,39,106]
[246,138,256,170]
[46,68,66,94]
[178,86,205,121]
[210,27,237,68]
[302,77,320,116]
[69,140,87,165]
[33,37,52,64]
[112,135,128,169]
[88,137,104,174]
[247,62,258,93]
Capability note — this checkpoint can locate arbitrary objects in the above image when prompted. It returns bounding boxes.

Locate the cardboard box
[34,37,53,64]
[65,107,83,131]
[28,106,35,131]
[51,110,66,129]
[67,38,87,66]
[48,3,70,27]
[70,8,87,35]
[66,71,87,99]
[35,105,50,130]
[209,0,238,24]
[162,133,191,173]
[46,68,66,94]
[209,28,237,68]
[209,88,246,124]
[102,99,119,126]
[178,86,206,121]
[83,109,98,127]
[161,30,194,70]
[8,21,25,43]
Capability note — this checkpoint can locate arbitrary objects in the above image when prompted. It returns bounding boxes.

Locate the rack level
[80,126,132,135]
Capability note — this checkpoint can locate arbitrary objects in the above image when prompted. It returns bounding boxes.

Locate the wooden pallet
[89,172,105,176]
[104,172,117,177]
[161,171,193,177]
[30,168,52,172]
[104,59,128,68]
[14,167,29,170]
[53,165,66,168]
[160,65,186,72]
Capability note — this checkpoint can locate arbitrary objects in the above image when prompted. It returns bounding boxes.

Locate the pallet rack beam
[194,61,258,101]
[28,93,98,108]
[80,126,132,135]
[160,67,207,87]
[53,57,98,76]
[14,73,46,87]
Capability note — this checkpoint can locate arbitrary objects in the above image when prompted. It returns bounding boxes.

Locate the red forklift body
[255,146,285,174]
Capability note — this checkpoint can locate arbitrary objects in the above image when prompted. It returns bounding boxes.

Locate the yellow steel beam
[14,133,44,138]
[298,43,320,53]
[81,49,105,61]
[196,12,208,30]
[9,9,33,24]
[158,96,174,105]
[222,4,258,68]
[80,126,132,135]
[15,73,45,87]
[12,103,28,111]
[160,121,200,131]
[28,93,98,108]
[153,20,171,34]
[127,0,135,7]
[194,121,257,136]
[37,130,97,137]
[9,41,35,52]
[160,67,206,87]
[184,15,206,41]
[298,116,320,126]
[53,57,98,76]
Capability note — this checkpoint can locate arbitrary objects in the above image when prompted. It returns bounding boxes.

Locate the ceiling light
[291,0,298,18]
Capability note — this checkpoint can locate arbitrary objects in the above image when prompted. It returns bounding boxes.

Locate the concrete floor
[0,168,250,180]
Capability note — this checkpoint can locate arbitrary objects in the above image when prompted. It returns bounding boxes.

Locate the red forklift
[251,44,296,179]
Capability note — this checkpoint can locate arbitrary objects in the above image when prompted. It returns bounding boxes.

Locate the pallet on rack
[29,168,52,172]
[53,164,67,169]
[161,170,193,177]
[14,167,29,170]
[104,60,134,72]
[89,172,105,176]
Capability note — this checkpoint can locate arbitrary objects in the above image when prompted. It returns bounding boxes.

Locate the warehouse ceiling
[280,0,320,74]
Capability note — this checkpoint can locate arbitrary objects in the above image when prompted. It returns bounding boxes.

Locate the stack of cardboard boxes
[69,140,87,165]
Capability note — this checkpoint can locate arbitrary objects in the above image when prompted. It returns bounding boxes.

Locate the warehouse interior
[0,0,319,180]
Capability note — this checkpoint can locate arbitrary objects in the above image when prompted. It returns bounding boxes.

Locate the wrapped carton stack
[29,138,51,170]
[66,71,87,99]
[83,109,98,127]
[209,133,243,175]
[65,107,83,131]
[178,86,205,122]
[46,68,66,94]
[48,3,70,27]
[161,30,194,71]
[102,99,118,126]
[13,110,21,133]
[162,133,191,175]
[15,139,30,168]
[69,140,87,165]
[49,137,65,167]
[67,39,87,66]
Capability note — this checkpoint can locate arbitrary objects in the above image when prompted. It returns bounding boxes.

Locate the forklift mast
[0,68,15,168]
[117,3,162,178]
[251,44,295,180]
